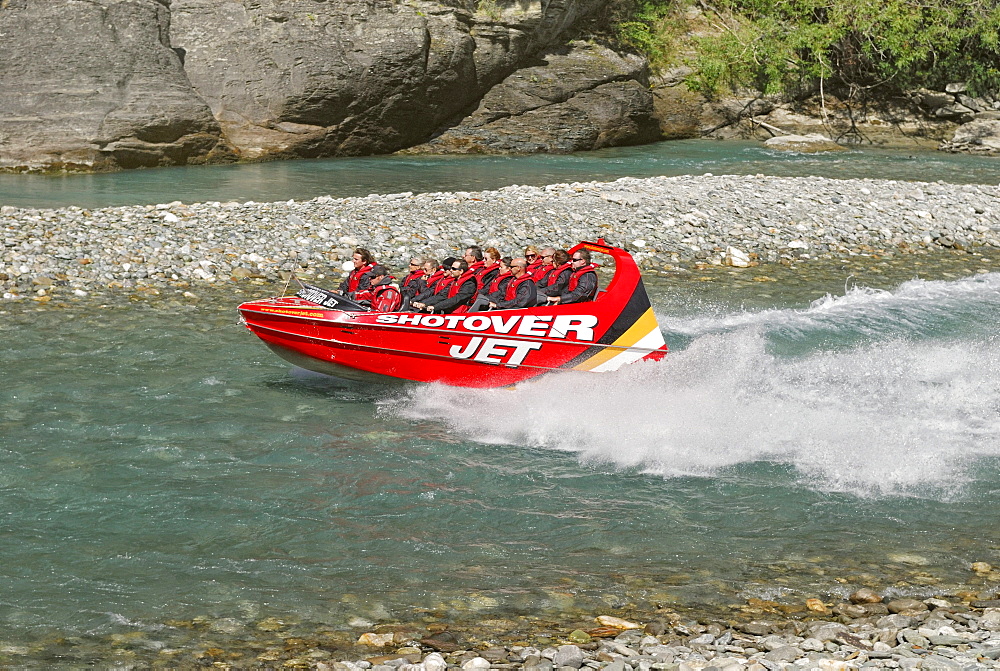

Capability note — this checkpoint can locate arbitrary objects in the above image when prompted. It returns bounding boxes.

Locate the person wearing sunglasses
[409,257,453,308]
[524,245,542,275]
[399,257,427,310]
[414,260,477,313]
[529,247,556,282]
[547,249,599,304]
[535,249,571,303]
[489,257,537,310]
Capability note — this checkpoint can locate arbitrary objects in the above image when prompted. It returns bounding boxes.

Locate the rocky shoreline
[6,582,1000,668]
[2,174,999,302]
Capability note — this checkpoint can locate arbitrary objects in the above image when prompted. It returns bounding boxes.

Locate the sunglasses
[572,257,585,262]
[450,266,463,271]
[410,262,419,266]
[526,254,537,259]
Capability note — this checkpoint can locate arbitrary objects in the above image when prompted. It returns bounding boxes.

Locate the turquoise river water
[1,141,1000,664]
[2,139,1000,209]
[3,256,1000,661]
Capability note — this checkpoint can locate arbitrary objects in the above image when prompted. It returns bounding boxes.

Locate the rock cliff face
[168,0,610,159]
[0,0,233,172]
[405,41,661,153]
[1,0,637,171]
[651,68,1000,152]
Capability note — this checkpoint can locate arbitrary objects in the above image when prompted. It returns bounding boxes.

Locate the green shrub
[615,0,1000,100]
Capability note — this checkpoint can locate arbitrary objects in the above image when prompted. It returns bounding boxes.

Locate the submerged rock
[763,133,846,153]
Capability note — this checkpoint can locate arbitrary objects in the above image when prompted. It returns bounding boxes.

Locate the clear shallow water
[2,260,999,656]
[2,140,1000,209]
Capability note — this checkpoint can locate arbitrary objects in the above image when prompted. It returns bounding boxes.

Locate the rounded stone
[849,588,884,604]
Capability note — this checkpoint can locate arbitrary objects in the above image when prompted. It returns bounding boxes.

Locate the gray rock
[808,622,848,642]
[0,0,233,172]
[920,654,962,670]
[407,42,660,154]
[763,133,846,153]
[941,119,1000,154]
[552,645,585,669]
[762,645,803,663]
[169,0,621,161]
[888,599,929,615]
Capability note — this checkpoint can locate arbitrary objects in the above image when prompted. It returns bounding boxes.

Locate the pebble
[1,175,998,300]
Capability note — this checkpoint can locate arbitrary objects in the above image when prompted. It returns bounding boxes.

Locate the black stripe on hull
[563,281,654,368]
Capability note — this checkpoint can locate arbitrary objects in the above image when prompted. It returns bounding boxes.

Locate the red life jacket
[347,263,375,293]
[433,275,455,295]
[402,269,425,288]
[504,273,535,301]
[487,270,512,294]
[424,269,445,291]
[566,263,599,297]
[371,282,402,312]
[474,261,499,287]
[541,262,572,287]
[445,270,479,314]
[532,264,556,284]
[526,258,543,275]
[447,270,478,298]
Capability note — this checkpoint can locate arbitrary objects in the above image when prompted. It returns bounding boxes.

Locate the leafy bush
[615,0,1000,100]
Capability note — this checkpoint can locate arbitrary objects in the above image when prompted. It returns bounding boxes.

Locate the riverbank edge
[2,174,999,303]
[6,581,1000,669]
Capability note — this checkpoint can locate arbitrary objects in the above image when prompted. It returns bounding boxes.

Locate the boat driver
[338,247,377,298]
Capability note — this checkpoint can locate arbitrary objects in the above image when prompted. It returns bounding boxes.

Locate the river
[1,142,999,665]
[2,140,1000,210]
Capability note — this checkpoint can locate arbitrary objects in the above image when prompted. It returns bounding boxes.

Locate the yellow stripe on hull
[573,308,665,373]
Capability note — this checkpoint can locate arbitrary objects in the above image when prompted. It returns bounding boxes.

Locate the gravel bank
[12,587,1000,669]
[2,174,999,299]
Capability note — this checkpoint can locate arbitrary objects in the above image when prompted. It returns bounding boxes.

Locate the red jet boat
[238,239,667,388]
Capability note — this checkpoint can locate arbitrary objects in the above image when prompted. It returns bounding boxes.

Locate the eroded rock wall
[169,0,610,159]
[1,0,626,171]
[407,41,660,153]
[0,0,233,172]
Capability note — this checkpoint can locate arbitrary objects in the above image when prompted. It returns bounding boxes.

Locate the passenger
[547,249,599,305]
[400,257,434,310]
[464,246,485,274]
[524,245,542,275]
[409,257,451,306]
[530,247,556,283]
[535,249,572,303]
[468,256,512,312]
[483,257,514,300]
[485,247,501,264]
[338,247,377,298]
[489,258,537,310]
[416,260,478,314]
[400,257,426,301]
[464,245,499,290]
[364,265,403,312]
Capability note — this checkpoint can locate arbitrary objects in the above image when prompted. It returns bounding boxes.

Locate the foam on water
[664,271,1000,341]
[385,273,1000,498]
